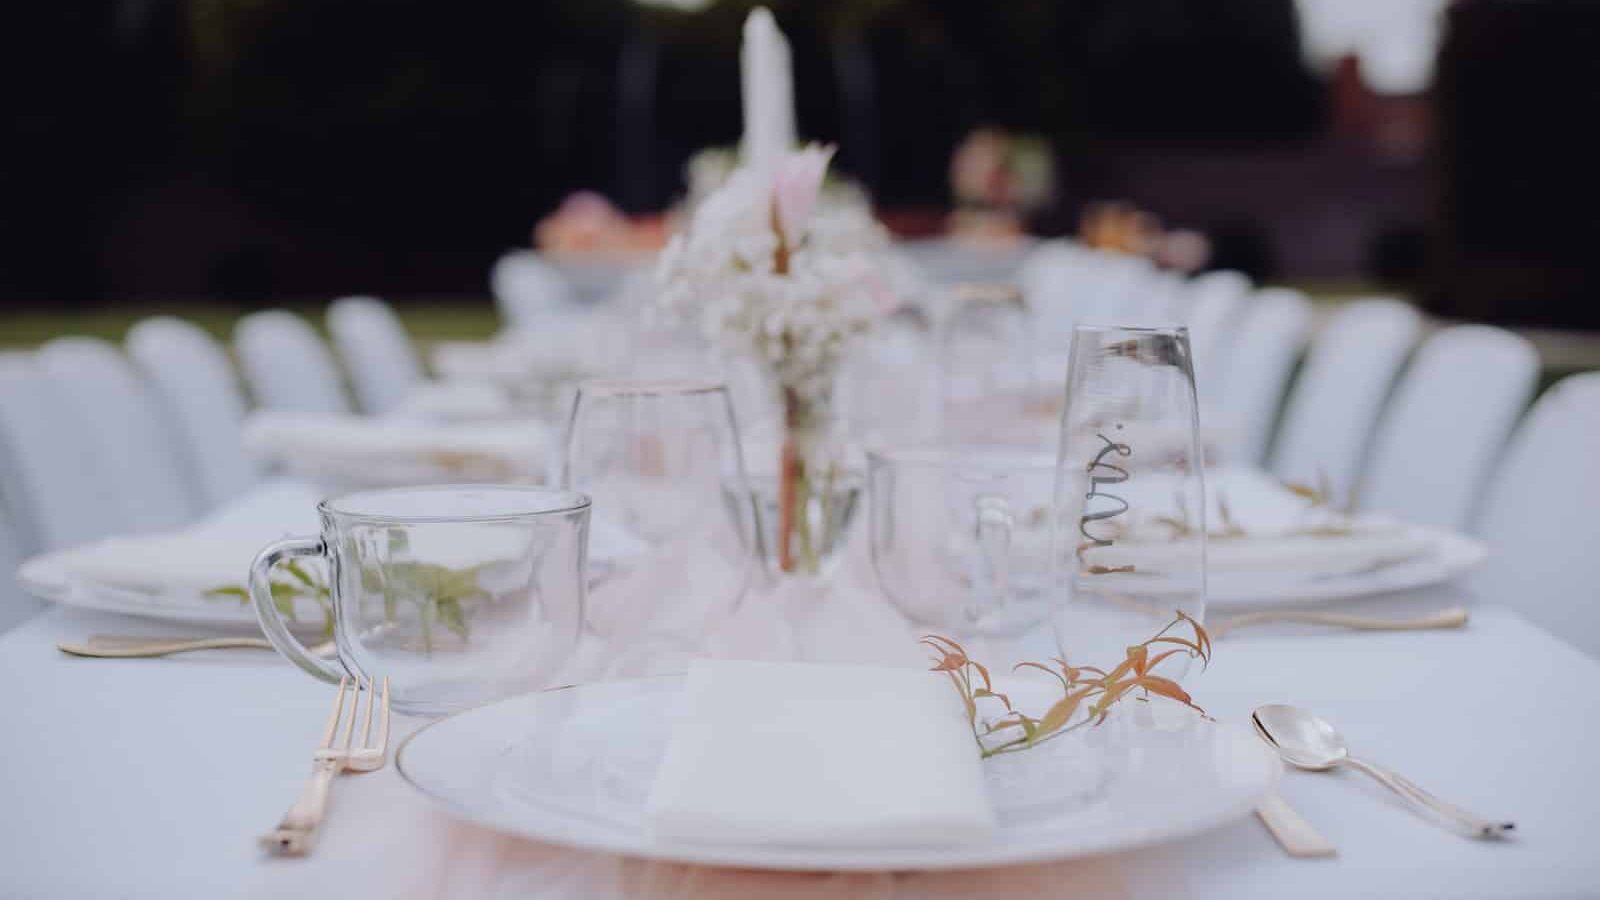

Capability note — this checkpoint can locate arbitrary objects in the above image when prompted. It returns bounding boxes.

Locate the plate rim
[394,675,1282,872]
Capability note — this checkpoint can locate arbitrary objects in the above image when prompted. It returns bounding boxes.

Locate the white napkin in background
[1095,467,1436,580]
[242,411,551,483]
[646,658,996,848]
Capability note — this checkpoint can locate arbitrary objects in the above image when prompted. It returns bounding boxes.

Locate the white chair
[234,310,350,414]
[126,317,260,510]
[326,296,424,414]
[0,352,113,550]
[0,500,41,633]
[1356,325,1538,529]
[490,250,578,329]
[1215,287,1314,464]
[1183,270,1253,401]
[35,337,197,535]
[1269,298,1422,506]
[1472,372,1600,657]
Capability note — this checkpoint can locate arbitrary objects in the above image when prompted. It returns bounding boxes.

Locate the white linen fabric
[1182,269,1253,405]
[234,310,352,414]
[0,352,115,551]
[646,659,996,848]
[0,502,40,632]
[1098,468,1433,580]
[241,411,551,486]
[2,600,1597,898]
[1270,298,1421,503]
[491,250,580,328]
[1215,287,1313,464]
[1357,325,1539,530]
[35,337,197,533]
[326,296,425,415]
[126,316,261,509]
[1472,371,1600,657]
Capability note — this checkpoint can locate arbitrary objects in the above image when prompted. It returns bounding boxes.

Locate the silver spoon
[1252,704,1513,839]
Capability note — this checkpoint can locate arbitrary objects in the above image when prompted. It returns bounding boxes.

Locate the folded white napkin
[242,412,550,484]
[1094,467,1435,579]
[646,659,997,848]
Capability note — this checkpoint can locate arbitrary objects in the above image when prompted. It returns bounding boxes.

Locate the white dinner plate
[17,554,313,628]
[1207,525,1487,609]
[396,675,1280,872]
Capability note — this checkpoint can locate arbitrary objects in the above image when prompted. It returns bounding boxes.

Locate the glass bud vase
[751,377,862,583]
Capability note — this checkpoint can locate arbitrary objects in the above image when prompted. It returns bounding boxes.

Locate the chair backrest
[1269,298,1422,505]
[1472,372,1600,657]
[490,250,578,329]
[1215,287,1314,464]
[126,317,259,510]
[233,310,350,414]
[1184,270,1253,402]
[35,337,198,535]
[326,296,423,414]
[1356,325,1538,529]
[0,499,41,632]
[0,352,113,550]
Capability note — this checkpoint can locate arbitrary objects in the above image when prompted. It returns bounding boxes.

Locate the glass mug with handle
[868,445,1059,669]
[250,485,589,716]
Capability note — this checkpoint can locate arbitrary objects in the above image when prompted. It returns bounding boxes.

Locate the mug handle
[971,494,1013,617]
[250,536,345,684]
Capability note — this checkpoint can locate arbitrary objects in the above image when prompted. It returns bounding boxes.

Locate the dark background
[4,0,1598,327]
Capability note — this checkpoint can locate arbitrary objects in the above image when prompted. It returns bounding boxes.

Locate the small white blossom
[656,146,920,407]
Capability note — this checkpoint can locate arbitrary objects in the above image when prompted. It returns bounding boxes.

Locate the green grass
[0,299,502,350]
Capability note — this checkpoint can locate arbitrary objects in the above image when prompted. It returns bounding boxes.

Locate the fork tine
[374,677,391,753]
[360,674,379,748]
[319,675,349,750]
[340,677,364,754]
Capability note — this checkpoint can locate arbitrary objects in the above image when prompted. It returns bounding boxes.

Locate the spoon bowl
[1251,703,1350,770]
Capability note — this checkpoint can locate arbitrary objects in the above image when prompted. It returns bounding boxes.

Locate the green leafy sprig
[924,611,1212,759]
[205,559,333,638]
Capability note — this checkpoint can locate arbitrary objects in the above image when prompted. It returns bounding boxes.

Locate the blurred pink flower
[771,144,835,247]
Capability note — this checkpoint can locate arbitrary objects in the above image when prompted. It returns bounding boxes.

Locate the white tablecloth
[2,591,1596,898]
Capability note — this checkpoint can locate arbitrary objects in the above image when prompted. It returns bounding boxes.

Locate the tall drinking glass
[561,380,755,642]
[1051,325,1206,680]
[250,485,588,716]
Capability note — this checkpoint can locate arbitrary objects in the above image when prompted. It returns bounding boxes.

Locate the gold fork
[56,635,337,659]
[260,675,390,856]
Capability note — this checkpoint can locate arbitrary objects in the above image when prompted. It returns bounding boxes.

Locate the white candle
[740,7,797,172]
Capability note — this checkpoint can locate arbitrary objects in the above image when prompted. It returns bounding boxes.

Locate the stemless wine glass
[250,485,588,716]
[1051,324,1206,681]
[561,379,755,642]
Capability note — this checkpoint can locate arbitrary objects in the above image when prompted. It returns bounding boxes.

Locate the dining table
[2,572,1597,899]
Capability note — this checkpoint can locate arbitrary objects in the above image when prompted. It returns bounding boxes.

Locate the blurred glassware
[250,485,588,717]
[839,305,940,447]
[868,445,1059,668]
[1051,324,1206,680]
[939,284,1043,446]
[561,380,755,640]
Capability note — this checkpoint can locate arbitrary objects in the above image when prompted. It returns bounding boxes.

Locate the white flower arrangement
[655,145,917,406]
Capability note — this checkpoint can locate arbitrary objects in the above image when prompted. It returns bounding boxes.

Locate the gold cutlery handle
[1341,756,1513,839]
[57,637,275,658]
[260,757,343,856]
[1213,607,1469,639]
[1255,792,1337,858]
